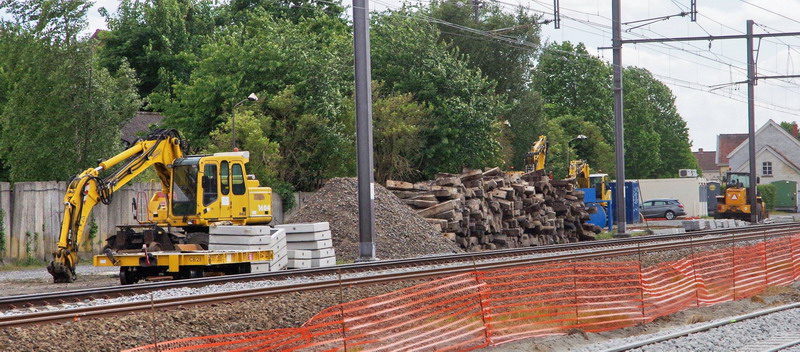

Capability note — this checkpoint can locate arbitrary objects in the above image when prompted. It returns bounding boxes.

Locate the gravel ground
[482,283,800,352]
[0,280,428,352]
[288,177,463,262]
[618,307,800,352]
[0,264,115,281]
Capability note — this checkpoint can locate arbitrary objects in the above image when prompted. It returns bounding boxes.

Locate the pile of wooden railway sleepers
[387,168,601,251]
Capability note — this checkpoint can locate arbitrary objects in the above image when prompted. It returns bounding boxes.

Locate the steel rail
[1,223,796,311]
[0,225,797,328]
[763,339,800,352]
[599,302,800,352]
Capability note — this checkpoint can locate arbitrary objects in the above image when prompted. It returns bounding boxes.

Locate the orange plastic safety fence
[125,233,800,352]
[641,257,698,321]
[477,261,644,345]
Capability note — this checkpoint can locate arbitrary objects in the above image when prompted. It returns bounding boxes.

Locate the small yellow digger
[715,172,766,221]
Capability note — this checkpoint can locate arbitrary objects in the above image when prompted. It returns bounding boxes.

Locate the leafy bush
[757,184,776,211]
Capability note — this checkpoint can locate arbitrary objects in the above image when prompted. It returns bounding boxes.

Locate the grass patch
[596,232,614,240]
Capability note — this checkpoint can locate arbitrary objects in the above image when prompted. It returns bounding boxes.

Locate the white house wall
[733,148,800,185]
[632,178,708,217]
[728,121,800,184]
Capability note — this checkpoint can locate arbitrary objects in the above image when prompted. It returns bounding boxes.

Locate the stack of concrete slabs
[276,222,337,269]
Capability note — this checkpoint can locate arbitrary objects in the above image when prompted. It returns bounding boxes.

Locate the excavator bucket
[47,251,76,283]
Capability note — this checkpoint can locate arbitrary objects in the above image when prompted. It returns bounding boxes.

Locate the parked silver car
[641,198,686,220]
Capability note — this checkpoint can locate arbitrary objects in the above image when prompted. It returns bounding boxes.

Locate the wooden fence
[0,182,284,262]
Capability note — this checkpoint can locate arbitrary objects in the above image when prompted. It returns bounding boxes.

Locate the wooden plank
[425,218,448,227]
[34,182,44,260]
[482,167,501,176]
[402,199,439,208]
[416,200,460,218]
[459,169,483,182]
[386,180,414,190]
[0,182,10,259]
[11,183,24,259]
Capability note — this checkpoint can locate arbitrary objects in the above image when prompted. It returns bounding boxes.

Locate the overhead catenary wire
[334,0,800,113]
[387,0,800,112]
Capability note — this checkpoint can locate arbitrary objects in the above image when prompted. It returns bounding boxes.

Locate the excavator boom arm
[524,135,549,173]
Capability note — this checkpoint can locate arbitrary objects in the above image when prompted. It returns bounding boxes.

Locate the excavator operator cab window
[232,163,245,195]
[172,158,200,216]
[202,164,218,206]
[220,161,230,195]
[727,173,750,188]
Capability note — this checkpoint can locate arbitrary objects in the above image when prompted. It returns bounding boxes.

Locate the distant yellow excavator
[524,135,549,173]
[569,160,610,201]
[715,171,766,221]
[47,129,274,283]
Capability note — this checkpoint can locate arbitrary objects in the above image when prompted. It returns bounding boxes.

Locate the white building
[727,120,800,184]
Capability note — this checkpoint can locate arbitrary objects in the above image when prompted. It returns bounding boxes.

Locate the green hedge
[757,184,776,211]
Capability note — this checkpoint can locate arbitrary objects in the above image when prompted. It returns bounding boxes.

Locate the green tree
[779,121,799,140]
[224,0,346,24]
[371,9,507,176]
[0,0,91,44]
[534,42,613,141]
[545,115,614,179]
[623,67,697,178]
[205,87,351,192]
[264,88,353,191]
[206,110,282,182]
[98,0,218,98]
[371,85,431,183]
[0,1,141,182]
[428,0,541,96]
[427,0,545,169]
[503,89,545,171]
[156,12,351,149]
[0,39,140,181]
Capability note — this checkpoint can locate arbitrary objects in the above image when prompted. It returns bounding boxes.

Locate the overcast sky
[83,0,800,152]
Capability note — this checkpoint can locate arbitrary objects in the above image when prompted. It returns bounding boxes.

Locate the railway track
[599,302,800,352]
[0,223,797,328]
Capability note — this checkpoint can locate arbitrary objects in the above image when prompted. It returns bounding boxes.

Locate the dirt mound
[287,178,463,262]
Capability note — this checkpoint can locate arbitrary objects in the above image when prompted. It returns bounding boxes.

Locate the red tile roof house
[693,148,718,180]
[716,133,749,176]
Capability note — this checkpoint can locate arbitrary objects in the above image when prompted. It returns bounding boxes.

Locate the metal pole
[232,109,236,151]
[353,0,377,261]
[612,0,627,235]
[472,0,480,22]
[746,20,759,224]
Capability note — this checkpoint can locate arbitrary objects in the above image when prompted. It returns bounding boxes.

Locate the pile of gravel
[288,178,463,262]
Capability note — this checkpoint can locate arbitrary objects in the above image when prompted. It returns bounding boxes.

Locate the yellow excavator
[47,129,273,283]
[715,171,766,221]
[524,135,549,173]
[568,160,610,201]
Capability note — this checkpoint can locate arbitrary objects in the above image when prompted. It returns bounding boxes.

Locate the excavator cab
[589,173,611,201]
[716,172,765,221]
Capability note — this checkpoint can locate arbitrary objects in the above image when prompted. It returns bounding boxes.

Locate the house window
[762,161,773,176]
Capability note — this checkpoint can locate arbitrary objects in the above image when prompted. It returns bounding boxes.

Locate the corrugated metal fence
[0,182,284,262]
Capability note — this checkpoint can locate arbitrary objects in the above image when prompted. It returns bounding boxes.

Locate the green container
[771,180,797,212]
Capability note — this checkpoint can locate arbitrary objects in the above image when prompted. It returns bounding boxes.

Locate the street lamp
[566,134,588,169]
[231,93,259,151]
